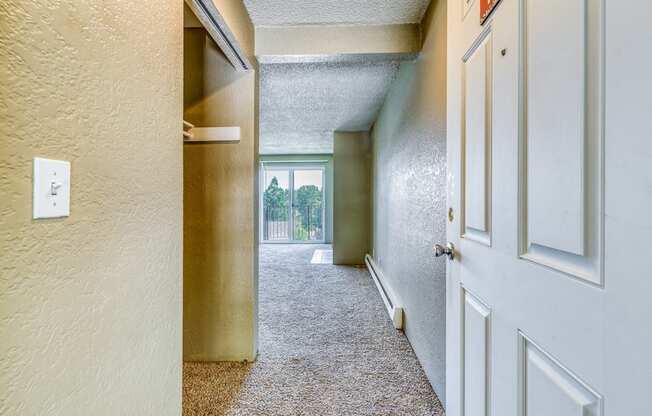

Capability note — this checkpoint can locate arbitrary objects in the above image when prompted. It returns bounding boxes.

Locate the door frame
[259,162,327,244]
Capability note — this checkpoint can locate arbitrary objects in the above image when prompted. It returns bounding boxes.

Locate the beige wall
[333,131,372,265]
[370,0,448,402]
[0,1,183,415]
[212,0,255,62]
[183,6,258,361]
[255,24,421,56]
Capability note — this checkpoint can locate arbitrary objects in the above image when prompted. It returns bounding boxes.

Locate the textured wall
[0,1,183,415]
[333,132,371,265]
[183,21,258,361]
[370,0,448,402]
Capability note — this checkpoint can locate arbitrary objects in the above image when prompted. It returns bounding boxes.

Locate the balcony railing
[263,206,289,240]
[263,204,323,241]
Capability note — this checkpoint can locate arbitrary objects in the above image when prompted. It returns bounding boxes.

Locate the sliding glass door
[291,169,324,241]
[262,168,291,241]
[261,165,325,243]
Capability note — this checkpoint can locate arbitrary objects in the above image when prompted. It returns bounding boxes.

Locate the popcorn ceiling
[259,59,405,154]
[243,0,431,26]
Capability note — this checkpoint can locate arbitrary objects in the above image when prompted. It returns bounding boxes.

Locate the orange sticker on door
[480,0,503,24]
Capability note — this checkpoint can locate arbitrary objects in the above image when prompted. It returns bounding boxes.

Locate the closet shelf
[183,126,241,143]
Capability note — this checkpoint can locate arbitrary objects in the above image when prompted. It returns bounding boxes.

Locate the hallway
[183,245,444,415]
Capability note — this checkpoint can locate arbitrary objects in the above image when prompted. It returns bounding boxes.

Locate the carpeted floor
[183,244,445,416]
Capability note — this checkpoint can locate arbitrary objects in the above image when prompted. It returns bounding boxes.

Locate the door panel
[519,333,601,416]
[463,30,493,245]
[462,288,491,416]
[447,0,651,415]
[521,0,604,284]
[526,0,588,257]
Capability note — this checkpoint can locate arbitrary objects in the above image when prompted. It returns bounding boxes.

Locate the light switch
[33,157,70,219]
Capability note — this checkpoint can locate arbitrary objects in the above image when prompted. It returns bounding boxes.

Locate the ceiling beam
[255,24,421,58]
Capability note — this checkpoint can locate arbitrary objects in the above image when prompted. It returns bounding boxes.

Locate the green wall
[183,10,258,362]
[369,0,447,401]
[333,132,372,265]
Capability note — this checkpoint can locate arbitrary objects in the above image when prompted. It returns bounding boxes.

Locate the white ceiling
[259,60,401,154]
[243,0,431,26]
[247,1,429,154]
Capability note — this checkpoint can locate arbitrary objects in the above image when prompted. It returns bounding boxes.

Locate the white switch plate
[33,157,71,219]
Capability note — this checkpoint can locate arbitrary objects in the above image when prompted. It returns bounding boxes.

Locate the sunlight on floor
[310,248,333,264]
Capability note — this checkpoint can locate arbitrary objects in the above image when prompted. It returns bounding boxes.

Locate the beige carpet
[183,244,445,416]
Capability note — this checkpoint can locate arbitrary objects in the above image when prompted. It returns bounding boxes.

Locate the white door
[445,0,652,415]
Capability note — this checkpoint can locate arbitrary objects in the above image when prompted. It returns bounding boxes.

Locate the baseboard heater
[365,254,403,330]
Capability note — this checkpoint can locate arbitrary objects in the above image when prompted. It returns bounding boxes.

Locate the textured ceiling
[243,0,431,26]
[259,60,401,154]
[250,0,427,154]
